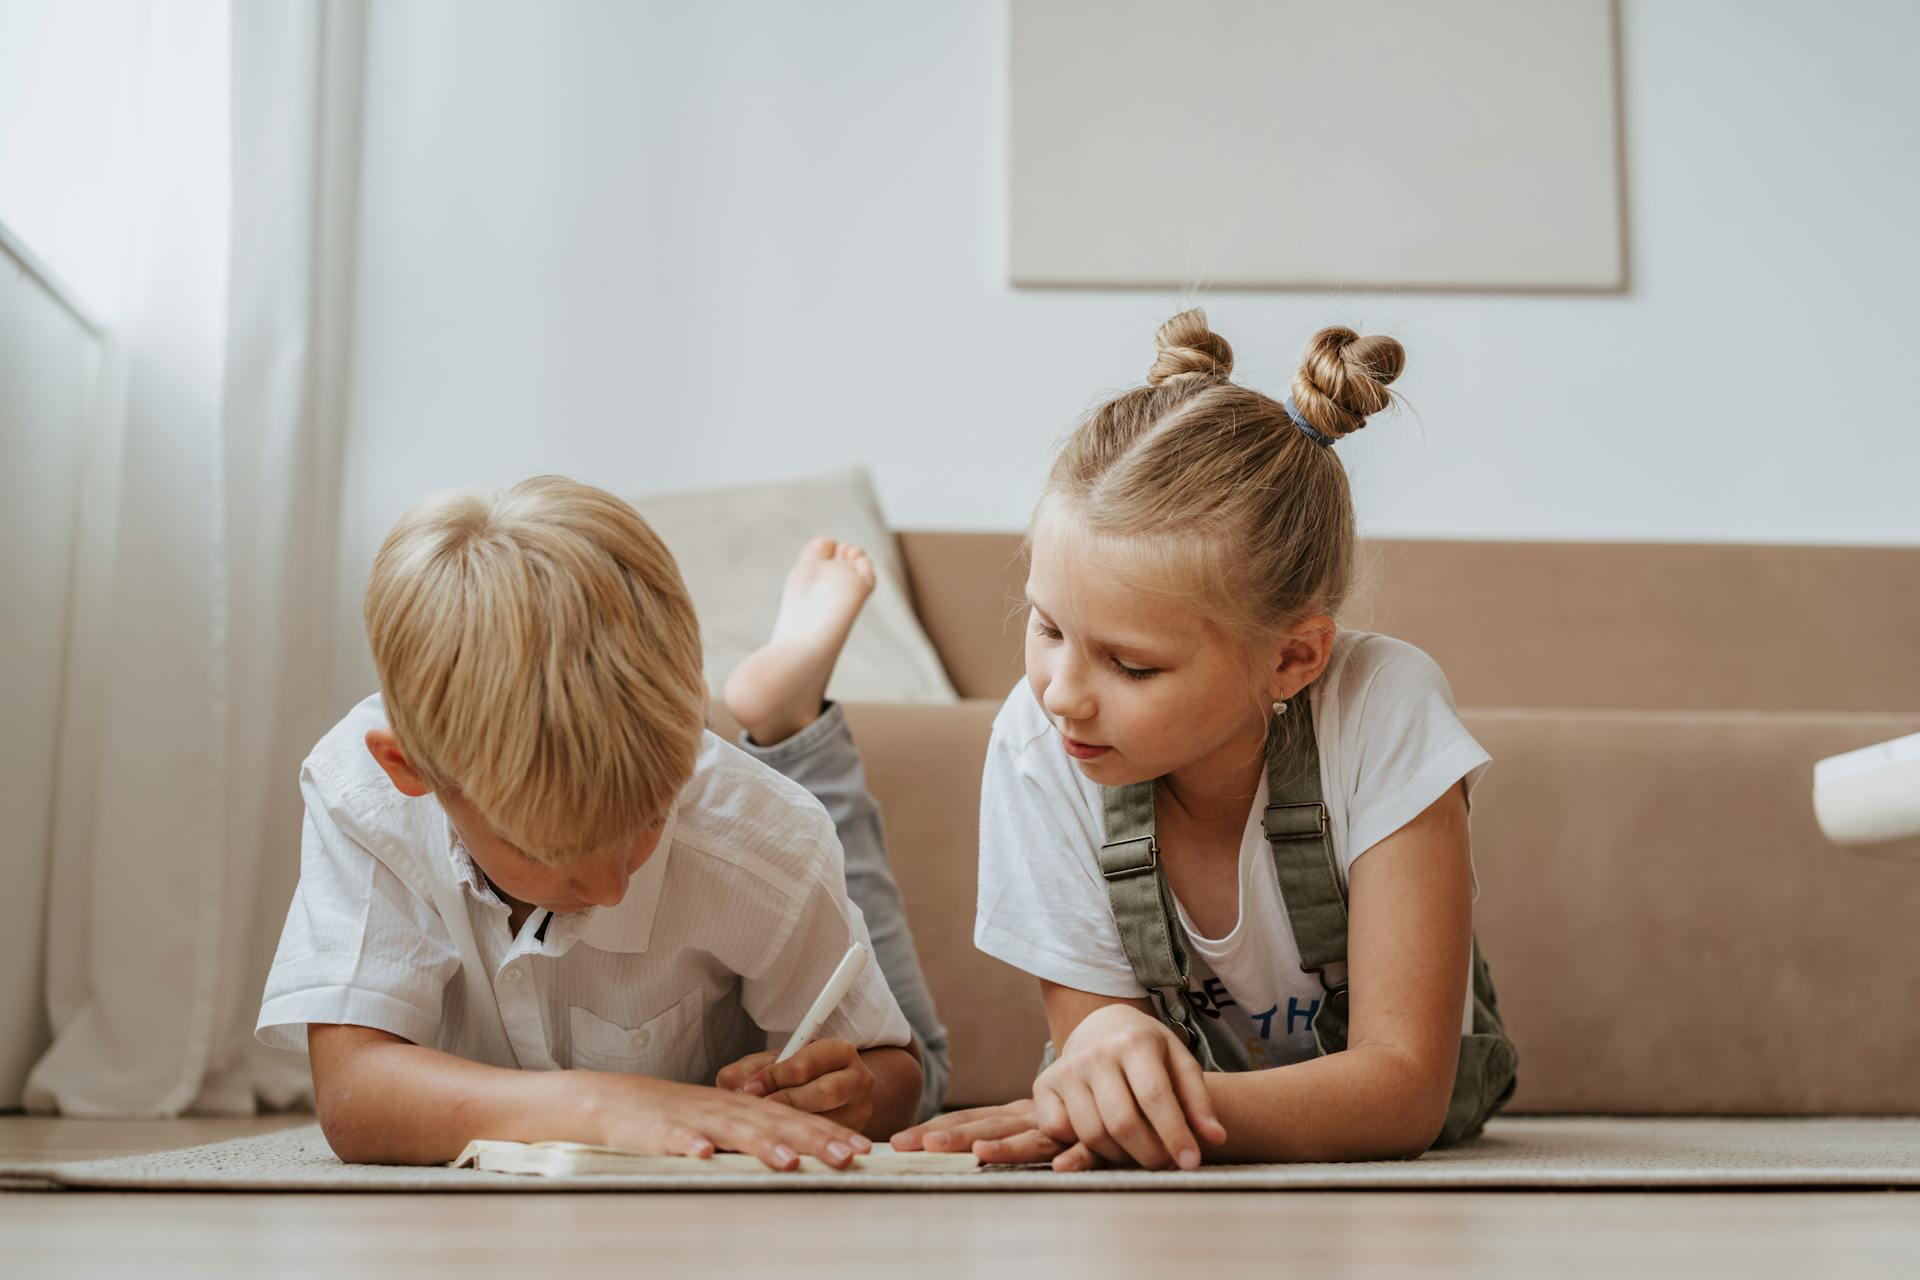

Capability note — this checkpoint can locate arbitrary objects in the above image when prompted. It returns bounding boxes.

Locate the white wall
[334,0,1920,701]
[0,0,147,317]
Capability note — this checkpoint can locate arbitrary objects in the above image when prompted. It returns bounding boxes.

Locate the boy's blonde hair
[1038,308,1404,665]
[364,475,706,863]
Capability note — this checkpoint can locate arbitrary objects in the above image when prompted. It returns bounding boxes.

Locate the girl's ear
[365,728,434,798]
[1269,615,1337,701]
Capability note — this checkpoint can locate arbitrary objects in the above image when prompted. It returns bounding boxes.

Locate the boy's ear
[365,728,433,798]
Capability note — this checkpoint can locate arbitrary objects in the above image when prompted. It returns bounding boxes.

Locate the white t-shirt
[974,631,1490,1072]
[258,695,911,1082]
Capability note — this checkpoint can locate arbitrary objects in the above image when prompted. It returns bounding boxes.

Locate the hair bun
[1147,308,1234,387]
[1290,326,1405,440]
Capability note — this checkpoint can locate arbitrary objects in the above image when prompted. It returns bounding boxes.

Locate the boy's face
[364,727,664,915]
[441,791,666,915]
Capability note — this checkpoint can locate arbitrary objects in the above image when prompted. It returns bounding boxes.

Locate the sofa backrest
[874,532,1920,1114]
[897,532,1920,713]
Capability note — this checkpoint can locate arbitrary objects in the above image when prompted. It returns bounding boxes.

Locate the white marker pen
[775,943,870,1063]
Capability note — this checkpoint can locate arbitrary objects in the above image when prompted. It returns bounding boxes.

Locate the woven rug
[6,1117,1920,1192]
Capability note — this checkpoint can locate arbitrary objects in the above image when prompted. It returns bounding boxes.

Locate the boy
[257,477,934,1168]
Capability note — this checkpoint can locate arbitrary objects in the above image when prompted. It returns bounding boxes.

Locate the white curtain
[26,0,364,1116]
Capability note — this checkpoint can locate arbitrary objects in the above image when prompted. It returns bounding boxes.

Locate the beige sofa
[810,534,1920,1115]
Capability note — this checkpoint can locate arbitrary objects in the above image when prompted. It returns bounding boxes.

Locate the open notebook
[452,1139,980,1177]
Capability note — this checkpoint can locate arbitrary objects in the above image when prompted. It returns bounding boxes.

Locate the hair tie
[1283,395,1334,448]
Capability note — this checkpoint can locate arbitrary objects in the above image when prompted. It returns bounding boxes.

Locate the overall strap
[1096,695,1343,1069]
[1098,777,1219,1070]
[1261,708,1347,980]
[1092,692,1515,1143]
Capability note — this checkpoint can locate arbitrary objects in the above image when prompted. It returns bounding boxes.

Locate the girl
[895,309,1515,1170]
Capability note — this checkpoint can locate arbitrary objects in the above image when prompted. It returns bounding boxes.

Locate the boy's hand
[1032,1004,1226,1172]
[581,1071,871,1172]
[715,1039,877,1134]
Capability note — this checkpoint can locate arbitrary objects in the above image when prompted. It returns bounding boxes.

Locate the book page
[453,1139,981,1177]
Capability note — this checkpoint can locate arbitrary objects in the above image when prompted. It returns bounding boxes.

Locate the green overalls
[1082,694,1518,1150]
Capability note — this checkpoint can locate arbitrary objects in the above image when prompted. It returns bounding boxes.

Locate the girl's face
[1023,514,1278,792]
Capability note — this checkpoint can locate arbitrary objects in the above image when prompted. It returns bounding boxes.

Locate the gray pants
[737,703,950,1121]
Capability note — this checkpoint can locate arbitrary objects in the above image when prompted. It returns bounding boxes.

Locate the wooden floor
[4,1117,1919,1278]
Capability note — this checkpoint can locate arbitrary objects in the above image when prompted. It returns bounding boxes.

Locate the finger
[763,1040,859,1092]
[778,1065,865,1116]
[1092,1062,1173,1169]
[1062,1079,1127,1166]
[894,1105,1036,1151]
[1052,1141,1106,1173]
[765,1088,873,1150]
[897,1102,1034,1150]
[1165,1038,1228,1146]
[920,1113,1040,1151]
[1034,1081,1075,1144]
[713,1095,859,1170]
[759,1085,870,1151]
[1122,1050,1199,1169]
[713,1114,800,1172]
[770,1109,863,1168]
[972,1129,1066,1166]
[660,1124,716,1160]
[892,1107,977,1150]
[717,1052,777,1093]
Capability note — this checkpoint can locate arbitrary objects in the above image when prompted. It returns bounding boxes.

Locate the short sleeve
[973,691,1145,1000]
[255,799,461,1052]
[1329,637,1492,871]
[740,835,912,1054]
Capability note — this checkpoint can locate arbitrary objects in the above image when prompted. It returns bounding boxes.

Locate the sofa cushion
[852,698,1920,1114]
[635,470,957,705]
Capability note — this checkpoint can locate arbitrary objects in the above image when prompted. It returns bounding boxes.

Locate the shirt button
[629,1028,652,1051]
[503,966,524,984]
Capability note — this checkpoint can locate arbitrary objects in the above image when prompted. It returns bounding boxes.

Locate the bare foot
[723,537,876,746]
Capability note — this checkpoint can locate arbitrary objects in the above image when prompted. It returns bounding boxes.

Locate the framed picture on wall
[1009,0,1626,291]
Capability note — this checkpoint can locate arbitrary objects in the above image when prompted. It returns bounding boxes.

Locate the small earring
[1272,699,1289,717]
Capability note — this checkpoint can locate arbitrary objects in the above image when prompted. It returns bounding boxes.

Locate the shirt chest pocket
[568,990,705,1080]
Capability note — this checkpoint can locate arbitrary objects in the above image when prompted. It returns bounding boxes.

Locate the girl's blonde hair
[1038,308,1404,662]
[363,475,706,864]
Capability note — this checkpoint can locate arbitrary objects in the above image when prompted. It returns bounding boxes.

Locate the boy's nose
[573,861,631,908]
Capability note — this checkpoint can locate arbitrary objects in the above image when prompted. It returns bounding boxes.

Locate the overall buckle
[1099,835,1159,880]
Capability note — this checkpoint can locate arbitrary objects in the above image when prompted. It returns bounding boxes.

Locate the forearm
[858,1044,923,1140]
[311,1027,613,1165]
[1201,1042,1453,1163]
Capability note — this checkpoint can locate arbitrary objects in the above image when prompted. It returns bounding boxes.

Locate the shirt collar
[576,805,675,954]
[444,822,497,903]
[442,805,677,955]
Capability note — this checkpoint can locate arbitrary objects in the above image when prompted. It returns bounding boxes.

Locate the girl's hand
[890,1098,1068,1165]
[581,1071,871,1171]
[1034,1004,1227,1171]
[715,1039,877,1134]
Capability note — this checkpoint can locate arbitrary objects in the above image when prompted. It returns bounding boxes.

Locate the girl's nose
[1043,659,1095,724]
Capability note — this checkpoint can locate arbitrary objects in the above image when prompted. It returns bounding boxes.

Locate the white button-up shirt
[258,695,911,1082]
